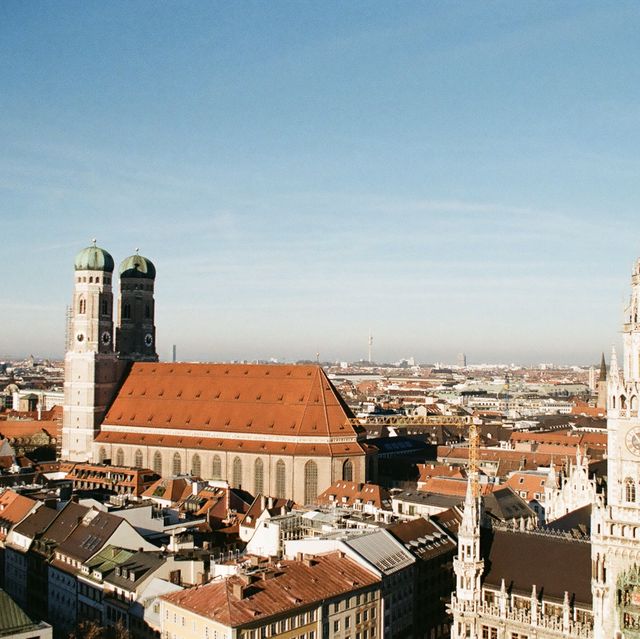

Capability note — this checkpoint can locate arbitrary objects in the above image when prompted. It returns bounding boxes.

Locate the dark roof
[56,510,122,562]
[40,501,90,545]
[483,487,535,522]
[482,528,592,606]
[543,504,591,539]
[394,490,462,509]
[387,517,456,561]
[104,551,165,590]
[11,505,58,539]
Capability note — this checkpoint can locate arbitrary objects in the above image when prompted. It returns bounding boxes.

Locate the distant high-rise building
[457,352,467,368]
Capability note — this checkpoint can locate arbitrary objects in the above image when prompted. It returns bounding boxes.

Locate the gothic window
[232,457,242,488]
[632,396,638,413]
[254,458,264,495]
[343,459,353,482]
[275,459,286,498]
[78,298,86,314]
[145,304,151,319]
[115,448,124,467]
[621,395,627,410]
[134,449,143,468]
[191,453,201,477]
[123,303,131,320]
[98,447,107,463]
[153,451,162,475]
[101,300,108,316]
[625,478,636,503]
[212,455,222,480]
[304,460,318,505]
[172,452,182,476]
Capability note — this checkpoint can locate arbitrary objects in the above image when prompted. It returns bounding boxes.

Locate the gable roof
[56,510,123,562]
[11,504,58,540]
[0,491,37,539]
[103,363,358,438]
[482,528,592,606]
[317,481,390,509]
[162,551,379,627]
[483,486,536,522]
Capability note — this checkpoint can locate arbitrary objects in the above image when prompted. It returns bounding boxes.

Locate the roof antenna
[135,247,140,255]
[91,238,97,246]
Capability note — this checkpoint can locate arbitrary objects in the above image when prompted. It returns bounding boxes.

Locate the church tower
[596,352,608,410]
[592,258,640,638]
[116,252,158,362]
[450,470,484,639]
[61,243,120,461]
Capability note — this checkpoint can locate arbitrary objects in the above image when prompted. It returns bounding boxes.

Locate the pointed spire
[598,352,607,382]
[610,345,620,384]
[547,460,558,489]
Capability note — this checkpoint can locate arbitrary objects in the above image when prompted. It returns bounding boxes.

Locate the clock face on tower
[101,331,111,345]
[626,427,640,456]
[144,333,153,347]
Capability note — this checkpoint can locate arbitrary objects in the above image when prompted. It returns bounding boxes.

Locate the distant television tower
[368,331,373,363]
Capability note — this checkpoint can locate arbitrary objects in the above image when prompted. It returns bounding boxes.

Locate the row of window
[99,449,326,502]
[77,276,111,284]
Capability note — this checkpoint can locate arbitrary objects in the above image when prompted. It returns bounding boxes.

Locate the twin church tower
[61,242,158,461]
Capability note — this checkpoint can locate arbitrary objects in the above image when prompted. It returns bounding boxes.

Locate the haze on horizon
[1,2,639,365]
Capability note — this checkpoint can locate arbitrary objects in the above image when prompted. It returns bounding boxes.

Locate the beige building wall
[93,441,365,504]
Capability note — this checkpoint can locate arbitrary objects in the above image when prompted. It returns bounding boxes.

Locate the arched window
[254,458,264,495]
[78,298,86,314]
[621,395,627,410]
[625,478,636,503]
[145,304,151,319]
[275,460,286,499]
[212,455,222,480]
[632,396,638,413]
[101,300,108,316]
[98,447,107,463]
[343,459,353,482]
[115,448,124,467]
[172,452,182,476]
[304,460,318,505]
[232,457,242,489]
[191,453,201,477]
[153,451,162,475]
[134,449,143,468]
[123,303,131,320]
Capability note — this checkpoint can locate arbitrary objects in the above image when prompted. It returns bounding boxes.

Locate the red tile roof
[0,490,38,539]
[317,480,390,509]
[103,363,359,438]
[162,551,379,627]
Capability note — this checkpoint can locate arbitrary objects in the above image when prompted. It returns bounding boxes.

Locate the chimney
[260,495,266,511]
[232,582,245,599]
[267,496,274,509]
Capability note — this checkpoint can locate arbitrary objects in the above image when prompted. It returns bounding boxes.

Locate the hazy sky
[1,2,639,364]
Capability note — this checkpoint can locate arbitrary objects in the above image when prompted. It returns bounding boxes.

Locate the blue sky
[1,1,639,364]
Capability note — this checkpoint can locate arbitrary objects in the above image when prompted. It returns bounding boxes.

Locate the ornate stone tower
[61,243,120,461]
[450,471,484,639]
[591,257,640,639]
[116,252,158,362]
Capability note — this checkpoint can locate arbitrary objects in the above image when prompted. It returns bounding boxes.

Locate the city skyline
[2,2,639,363]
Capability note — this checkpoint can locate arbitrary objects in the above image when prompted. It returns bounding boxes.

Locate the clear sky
[1,1,639,364]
